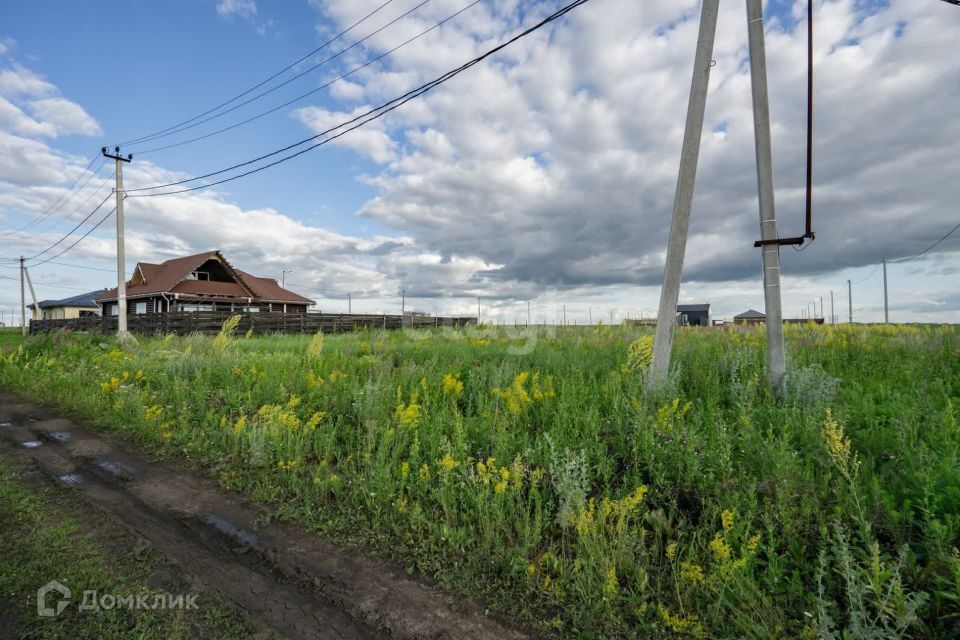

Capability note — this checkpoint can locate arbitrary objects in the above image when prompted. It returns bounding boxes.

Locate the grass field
[1,323,958,638]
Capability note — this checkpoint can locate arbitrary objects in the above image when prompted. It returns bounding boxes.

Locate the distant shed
[734,309,766,325]
[677,304,710,327]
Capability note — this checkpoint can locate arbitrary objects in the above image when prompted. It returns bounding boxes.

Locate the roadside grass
[0,453,254,639]
[0,328,23,353]
[1,323,958,638]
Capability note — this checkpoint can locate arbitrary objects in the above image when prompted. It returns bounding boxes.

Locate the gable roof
[677,304,710,313]
[96,250,253,302]
[95,250,314,305]
[32,290,102,309]
[236,271,314,304]
[735,309,766,319]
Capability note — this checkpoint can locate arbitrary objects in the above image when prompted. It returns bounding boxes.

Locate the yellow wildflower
[721,509,735,532]
[666,542,678,560]
[679,562,705,584]
[442,373,464,398]
[603,567,620,599]
[419,463,431,482]
[144,405,162,422]
[439,453,457,472]
[709,533,732,564]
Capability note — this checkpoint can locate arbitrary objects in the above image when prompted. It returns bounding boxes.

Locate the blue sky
[0,0,957,326]
[3,0,385,237]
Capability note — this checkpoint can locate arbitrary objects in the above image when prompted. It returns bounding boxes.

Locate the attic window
[186,271,210,281]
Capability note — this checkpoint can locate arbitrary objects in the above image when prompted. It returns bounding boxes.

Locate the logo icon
[37,580,71,617]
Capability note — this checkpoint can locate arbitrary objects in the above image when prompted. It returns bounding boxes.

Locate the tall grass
[1,323,957,638]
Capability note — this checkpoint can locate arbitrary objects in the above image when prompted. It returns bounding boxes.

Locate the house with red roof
[96,250,314,316]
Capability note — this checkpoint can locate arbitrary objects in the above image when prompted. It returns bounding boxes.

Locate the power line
[38,260,118,273]
[889,221,960,264]
[28,207,117,268]
[135,0,483,156]
[14,192,113,262]
[0,274,92,293]
[127,0,590,198]
[0,155,104,237]
[115,0,400,147]
[851,261,881,285]
[125,0,432,150]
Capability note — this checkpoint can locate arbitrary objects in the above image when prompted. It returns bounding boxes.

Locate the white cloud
[27,98,102,137]
[216,0,257,19]
[0,64,56,98]
[294,105,397,163]
[0,96,56,137]
[0,37,15,56]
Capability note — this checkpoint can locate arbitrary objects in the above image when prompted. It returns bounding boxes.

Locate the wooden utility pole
[102,146,132,338]
[649,0,720,389]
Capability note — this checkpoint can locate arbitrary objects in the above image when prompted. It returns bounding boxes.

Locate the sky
[0,0,958,326]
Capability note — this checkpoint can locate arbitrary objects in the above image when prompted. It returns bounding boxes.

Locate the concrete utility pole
[527,300,531,325]
[589,306,592,325]
[19,257,26,336]
[649,0,720,389]
[847,279,853,323]
[830,290,834,324]
[477,296,481,324]
[282,269,293,288]
[610,308,614,325]
[348,292,352,314]
[102,146,132,338]
[882,257,889,323]
[746,0,787,393]
[563,304,566,326]
[23,266,38,323]
[401,289,405,325]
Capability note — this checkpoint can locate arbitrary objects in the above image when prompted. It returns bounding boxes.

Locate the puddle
[58,472,86,486]
[22,440,42,449]
[94,459,140,481]
[204,514,260,548]
[0,422,11,428]
[41,431,73,443]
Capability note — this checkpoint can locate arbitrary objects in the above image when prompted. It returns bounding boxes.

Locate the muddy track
[0,390,529,640]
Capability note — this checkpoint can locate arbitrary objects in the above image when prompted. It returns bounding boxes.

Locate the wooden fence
[29,311,477,336]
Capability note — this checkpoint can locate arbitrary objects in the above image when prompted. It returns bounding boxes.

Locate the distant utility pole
[882,257,889,323]
[610,308,614,325]
[589,306,592,325]
[847,279,853,323]
[401,289,405,320]
[563,304,566,326]
[102,146,132,338]
[281,269,293,288]
[650,0,720,389]
[19,257,25,336]
[830,290,834,324]
[820,296,823,320]
[527,300,531,326]
[348,292,352,314]
[477,296,480,323]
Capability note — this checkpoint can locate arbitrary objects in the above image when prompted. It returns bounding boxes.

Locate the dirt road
[0,390,529,640]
